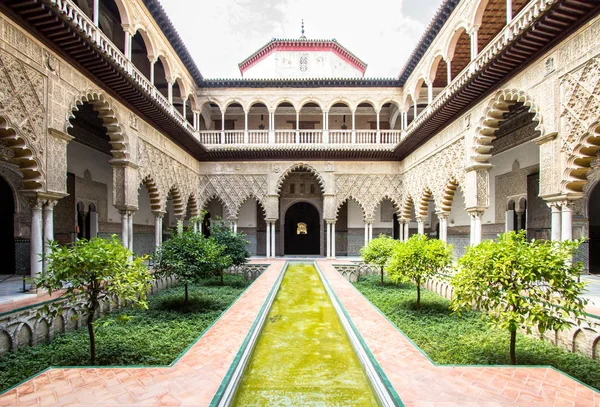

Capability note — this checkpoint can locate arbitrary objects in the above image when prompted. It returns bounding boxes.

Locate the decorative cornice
[200,77,400,88]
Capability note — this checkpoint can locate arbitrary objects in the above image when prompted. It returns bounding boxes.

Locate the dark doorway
[393,213,399,239]
[202,212,211,238]
[284,202,320,255]
[0,176,15,273]
[589,184,600,274]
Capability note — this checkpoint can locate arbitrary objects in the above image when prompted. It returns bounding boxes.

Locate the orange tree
[451,231,588,364]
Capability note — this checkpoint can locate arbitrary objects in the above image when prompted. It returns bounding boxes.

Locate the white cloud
[159,0,441,78]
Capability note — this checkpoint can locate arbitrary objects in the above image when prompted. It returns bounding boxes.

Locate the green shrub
[210,221,251,284]
[387,234,452,310]
[360,235,400,283]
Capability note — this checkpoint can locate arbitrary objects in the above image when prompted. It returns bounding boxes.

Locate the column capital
[43,199,58,210]
[435,211,450,220]
[468,24,480,35]
[364,218,375,224]
[152,211,166,218]
[415,215,427,223]
[467,209,485,219]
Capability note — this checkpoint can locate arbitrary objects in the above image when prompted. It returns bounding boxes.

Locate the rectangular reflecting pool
[231,262,381,406]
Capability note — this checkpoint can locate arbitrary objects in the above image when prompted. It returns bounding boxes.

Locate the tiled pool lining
[210,260,401,407]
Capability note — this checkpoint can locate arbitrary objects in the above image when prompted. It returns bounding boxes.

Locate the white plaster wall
[486,140,539,225]
[448,187,470,227]
[347,200,366,228]
[238,200,257,227]
[243,50,363,79]
[67,143,120,223]
[133,187,155,226]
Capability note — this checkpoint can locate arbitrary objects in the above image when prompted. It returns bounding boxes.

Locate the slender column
[327,222,332,258]
[506,0,513,23]
[427,82,433,105]
[469,211,483,245]
[269,112,275,144]
[505,209,515,232]
[364,223,369,247]
[43,200,57,270]
[561,202,573,241]
[120,210,129,249]
[30,200,43,280]
[404,111,408,129]
[331,222,336,259]
[368,223,373,243]
[177,218,184,235]
[153,212,164,251]
[376,110,381,143]
[417,217,425,235]
[233,221,238,234]
[92,0,100,25]
[351,109,356,143]
[182,98,187,119]
[515,211,524,232]
[220,111,225,144]
[470,26,479,61]
[296,110,300,144]
[168,81,173,104]
[244,111,249,143]
[549,203,561,241]
[266,221,271,258]
[437,213,448,242]
[124,31,132,61]
[193,112,198,131]
[404,222,410,241]
[271,222,276,257]
[398,220,404,241]
[128,211,134,253]
[150,60,155,85]
[446,59,452,84]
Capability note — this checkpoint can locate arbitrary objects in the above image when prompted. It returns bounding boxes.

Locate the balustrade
[328,130,352,144]
[248,130,269,144]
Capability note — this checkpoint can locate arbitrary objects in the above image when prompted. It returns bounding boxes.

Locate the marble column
[368,223,373,243]
[120,210,129,249]
[327,222,332,258]
[271,222,276,257]
[364,223,369,247]
[437,212,448,242]
[128,211,134,253]
[549,203,561,241]
[404,222,409,241]
[561,202,573,241]
[43,200,57,271]
[30,200,44,280]
[266,221,271,258]
[417,217,425,235]
[469,211,483,245]
[153,212,164,251]
[398,220,404,241]
[331,222,336,259]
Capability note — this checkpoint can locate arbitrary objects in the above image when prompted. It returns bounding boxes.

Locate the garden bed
[0,275,249,393]
[354,275,600,391]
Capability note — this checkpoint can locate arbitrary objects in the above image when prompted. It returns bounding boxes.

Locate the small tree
[153,231,231,303]
[451,231,588,365]
[210,221,251,284]
[387,234,452,310]
[37,236,151,363]
[360,235,399,283]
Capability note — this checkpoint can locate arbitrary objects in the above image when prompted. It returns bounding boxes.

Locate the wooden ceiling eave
[394,0,600,160]
[1,0,207,159]
[203,148,398,161]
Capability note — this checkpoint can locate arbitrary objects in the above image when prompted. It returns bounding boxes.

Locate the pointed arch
[0,116,44,191]
[276,163,326,194]
[200,193,233,220]
[186,192,200,218]
[472,89,543,165]
[234,193,266,219]
[336,196,367,220]
[166,185,185,218]
[67,90,129,161]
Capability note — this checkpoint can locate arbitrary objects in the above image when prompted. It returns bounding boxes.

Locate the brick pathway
[0,260,286,407]
[1,258,599,406]
[316,260,600,407]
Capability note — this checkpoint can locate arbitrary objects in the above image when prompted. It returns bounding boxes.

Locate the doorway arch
[284,202,320,255]
[589,183,600,273]
[0,175,15,273]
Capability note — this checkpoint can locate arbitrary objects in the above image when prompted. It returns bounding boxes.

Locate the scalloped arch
[335,195,367,220]
[66,90,130,161]
[139,175,162,212]
[0,116,44,191]
[471,89,543,165]
[200,194,234,220]
[234,194,267,219]
[276,163,326,194]
[563,121,600,193]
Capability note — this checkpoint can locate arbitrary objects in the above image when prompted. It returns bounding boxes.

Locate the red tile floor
[0,259,598,406]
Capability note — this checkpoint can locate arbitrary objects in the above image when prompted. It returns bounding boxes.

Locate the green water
[231,262,380,406]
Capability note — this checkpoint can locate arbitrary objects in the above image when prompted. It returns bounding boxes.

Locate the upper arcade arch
[472,89,543,165]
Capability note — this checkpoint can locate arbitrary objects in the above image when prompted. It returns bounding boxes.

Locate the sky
[159,0,443,79]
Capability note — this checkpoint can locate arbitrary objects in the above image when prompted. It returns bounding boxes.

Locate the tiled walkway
[317,260,600,407]
[0,260,286,406]
[1,259,599,406]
